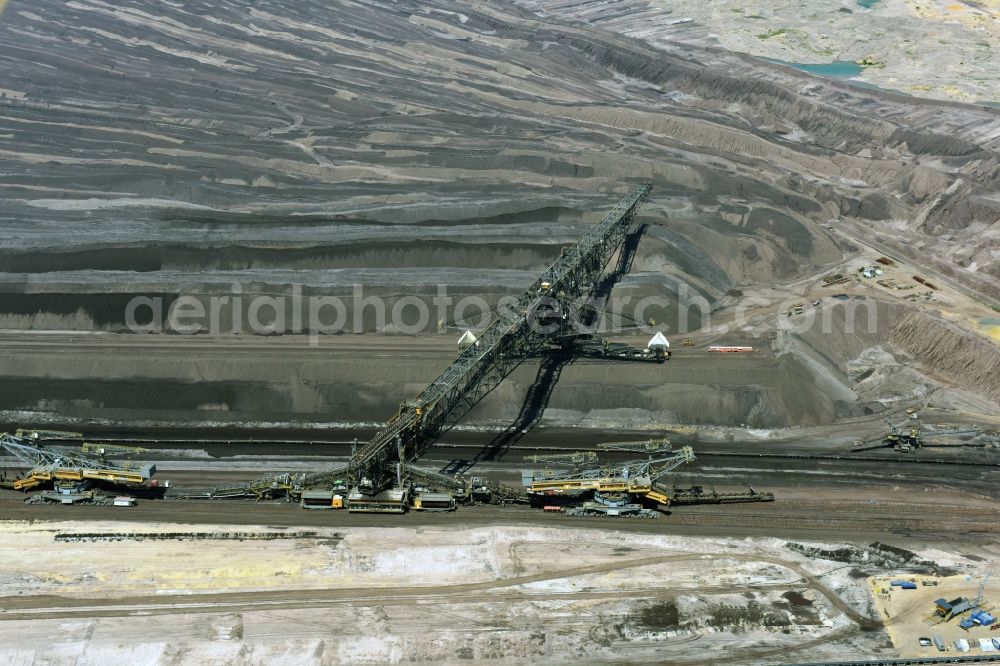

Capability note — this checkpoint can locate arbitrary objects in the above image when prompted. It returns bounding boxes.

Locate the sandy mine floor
[626,0,1000,103]
[0,518,994,665]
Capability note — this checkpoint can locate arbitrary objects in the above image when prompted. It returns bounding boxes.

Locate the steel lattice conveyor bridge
[187,184,663,502]
[350,183,658,495]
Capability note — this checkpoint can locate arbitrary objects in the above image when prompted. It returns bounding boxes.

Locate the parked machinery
[522,445,696,514]
[523,440,774,516]
[852,419,984,453]
[0,430,164,495]
[851,418,923,453]
[935,573,993,627]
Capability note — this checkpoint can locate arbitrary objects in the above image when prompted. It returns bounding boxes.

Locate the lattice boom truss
[350,184,654,492]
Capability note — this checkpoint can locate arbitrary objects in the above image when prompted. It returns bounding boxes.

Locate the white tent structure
[646,331,669,350]
[458,330,478,351]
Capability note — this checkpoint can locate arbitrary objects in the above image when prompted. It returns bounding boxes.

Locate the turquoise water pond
[761,54,998,105]
[762,58,863,78]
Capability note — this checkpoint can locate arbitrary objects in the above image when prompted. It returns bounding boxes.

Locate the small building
[647,331,669,351]
[112,496,136,507]
[458,330,477,351]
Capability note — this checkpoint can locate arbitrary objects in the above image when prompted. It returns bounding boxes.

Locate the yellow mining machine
[522,445,695,514]
[851,419,984,453]
[0,430,162,493]
[523,439,774,516]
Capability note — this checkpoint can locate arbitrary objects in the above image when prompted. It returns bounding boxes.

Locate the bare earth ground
[0,518,994,665]
[557,0,1000,103]
[1,434,998,663]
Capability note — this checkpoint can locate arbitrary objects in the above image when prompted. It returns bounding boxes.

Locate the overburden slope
[0,0,997,428]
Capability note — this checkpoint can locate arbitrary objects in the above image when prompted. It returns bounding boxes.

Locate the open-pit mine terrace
[1,2,1000,663]
[0,0,999,432]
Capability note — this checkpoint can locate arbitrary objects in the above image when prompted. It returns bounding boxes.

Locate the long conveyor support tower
[351,183,654,493]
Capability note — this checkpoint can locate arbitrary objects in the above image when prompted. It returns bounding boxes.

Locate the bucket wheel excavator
[0,429,163,494]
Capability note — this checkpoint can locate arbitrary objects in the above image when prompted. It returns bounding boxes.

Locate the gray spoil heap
[0,0,997,431]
